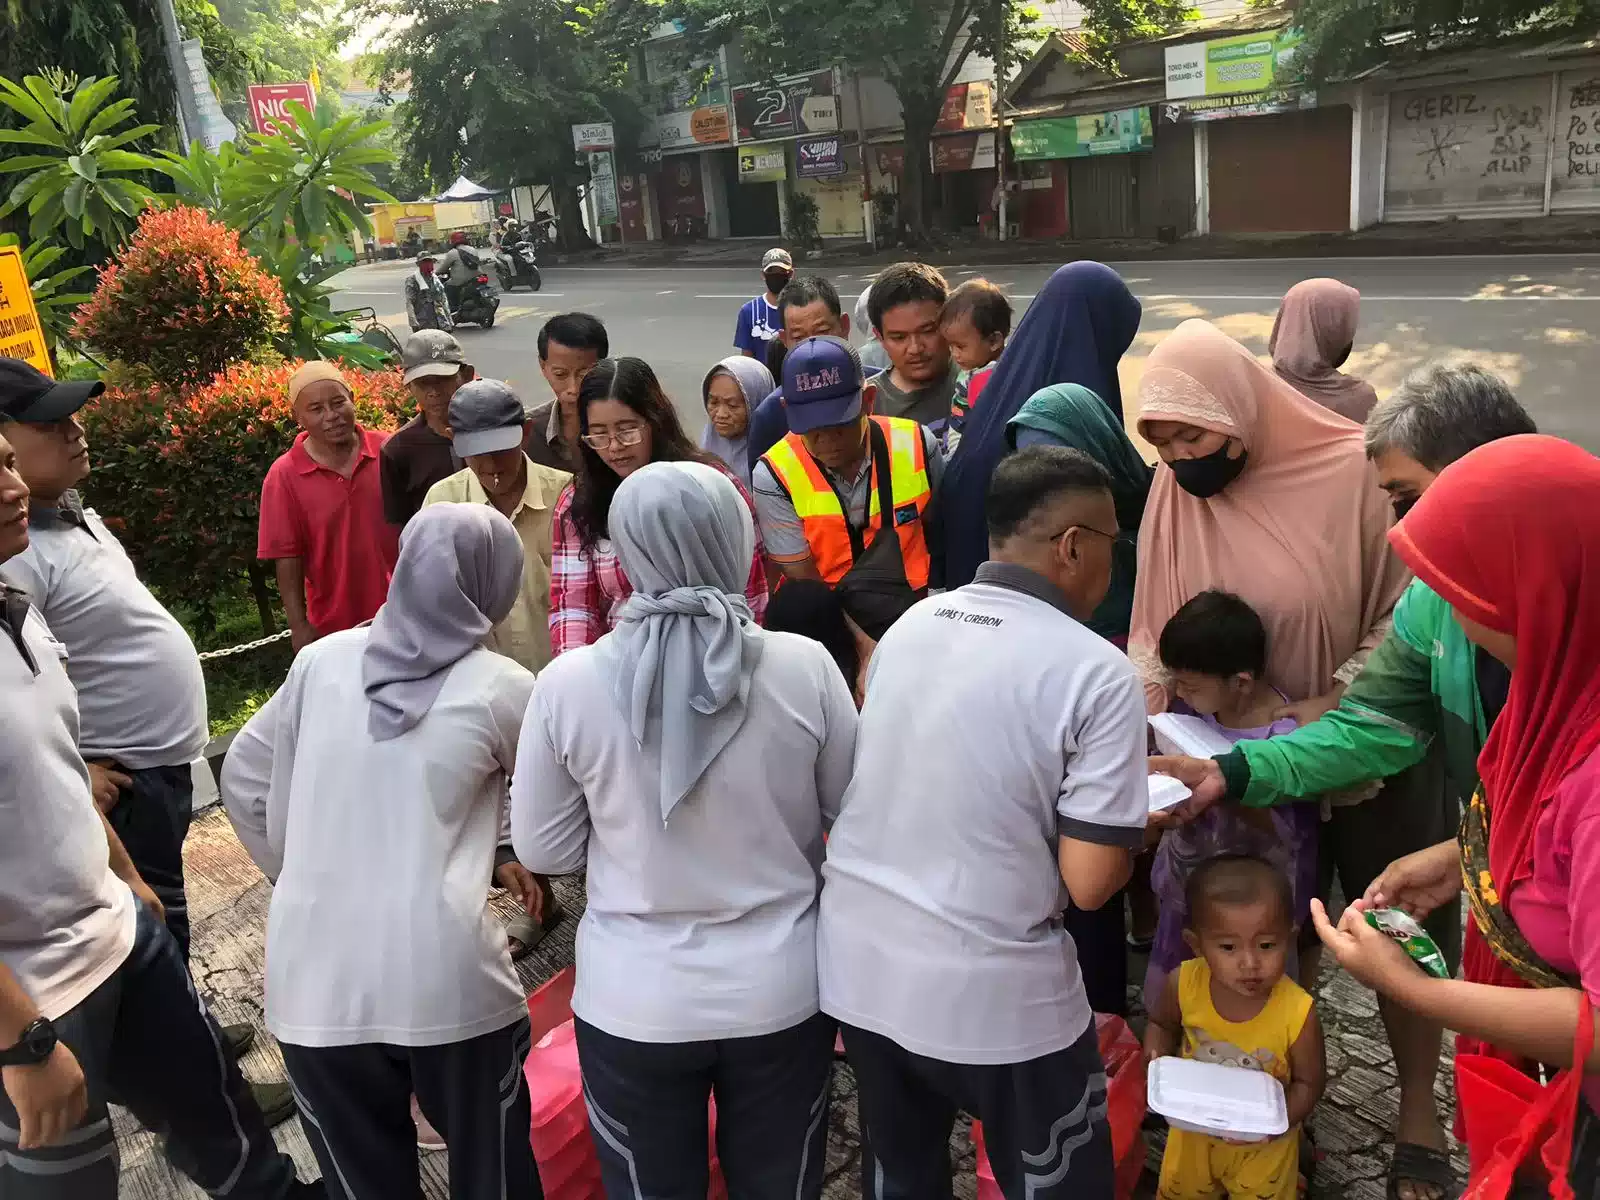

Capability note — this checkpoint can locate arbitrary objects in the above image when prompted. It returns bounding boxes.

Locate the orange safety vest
[761,415,932,589]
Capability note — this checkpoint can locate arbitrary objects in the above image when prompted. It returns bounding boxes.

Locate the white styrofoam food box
[1146,773,1193,813]
[1147,1056,1290,1142]
[1148,712,1239,760]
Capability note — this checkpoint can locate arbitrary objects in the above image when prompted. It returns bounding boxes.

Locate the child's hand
[1273,687,1344,727]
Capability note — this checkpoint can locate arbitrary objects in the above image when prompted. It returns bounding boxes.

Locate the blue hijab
[941,261,1142,589]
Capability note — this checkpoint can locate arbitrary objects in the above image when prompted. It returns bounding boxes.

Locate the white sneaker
[411,1095,446,1151]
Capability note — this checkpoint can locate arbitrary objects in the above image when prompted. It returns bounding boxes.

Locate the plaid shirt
[549,466,770,657]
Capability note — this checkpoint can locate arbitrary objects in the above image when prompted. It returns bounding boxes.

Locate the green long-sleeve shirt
[1218,578,1490,807]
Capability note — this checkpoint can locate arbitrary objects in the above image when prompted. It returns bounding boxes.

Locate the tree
[356,0,653,250]
[0,1,253,136]
[669,0,1039,243]
[0,71,164,250]
[1074,0,1198,73]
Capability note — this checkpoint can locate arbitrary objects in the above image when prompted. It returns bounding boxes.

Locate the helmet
[450,231,468,246]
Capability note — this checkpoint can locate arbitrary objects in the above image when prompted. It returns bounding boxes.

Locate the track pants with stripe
[0,901,305,1200]
[842,1019,1114,1200]
[573,1012,835,1200]
[280,1018,539,1200]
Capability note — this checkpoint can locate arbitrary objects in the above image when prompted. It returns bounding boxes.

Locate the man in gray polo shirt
[0,357,290,1122]
[818,446,1149,1200]
[0,419,319,1200]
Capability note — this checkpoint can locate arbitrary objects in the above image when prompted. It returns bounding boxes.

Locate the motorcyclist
[437,231,484,310]
[404,254,453,332]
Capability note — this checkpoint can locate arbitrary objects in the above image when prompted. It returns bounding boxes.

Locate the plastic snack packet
[1364,907,1451,979]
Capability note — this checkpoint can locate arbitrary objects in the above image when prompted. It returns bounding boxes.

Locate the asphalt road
[332,254,1600,451]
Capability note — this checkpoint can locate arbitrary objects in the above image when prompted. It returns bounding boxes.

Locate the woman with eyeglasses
[549,357,770,657]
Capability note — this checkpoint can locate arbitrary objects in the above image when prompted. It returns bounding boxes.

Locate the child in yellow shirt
[1143,854,1326,1199]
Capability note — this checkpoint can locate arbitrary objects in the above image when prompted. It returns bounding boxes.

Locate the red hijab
[1389,435,1600,997]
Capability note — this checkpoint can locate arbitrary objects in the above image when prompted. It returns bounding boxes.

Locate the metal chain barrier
[196,629,293,662]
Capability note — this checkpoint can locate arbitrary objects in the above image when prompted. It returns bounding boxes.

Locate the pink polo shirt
[257,428,400,635]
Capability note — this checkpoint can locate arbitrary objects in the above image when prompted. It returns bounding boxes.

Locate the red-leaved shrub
[73,206,290,389]
[82,360,410,631]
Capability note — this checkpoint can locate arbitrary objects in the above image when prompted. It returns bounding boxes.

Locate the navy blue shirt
[746,387,789,476]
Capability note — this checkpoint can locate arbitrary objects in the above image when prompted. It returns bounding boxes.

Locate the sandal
[1387,1141,1457,1200]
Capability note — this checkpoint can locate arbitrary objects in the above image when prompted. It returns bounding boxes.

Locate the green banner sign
[1165,27,1304,100]
[1009,107,1154,161]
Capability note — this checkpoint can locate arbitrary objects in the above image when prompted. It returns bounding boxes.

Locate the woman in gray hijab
[511,460,859,1200]
[223,504,544,1200]
[698,355,774,488]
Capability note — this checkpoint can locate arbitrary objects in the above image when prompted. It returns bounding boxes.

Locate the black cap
[0,358,104,423]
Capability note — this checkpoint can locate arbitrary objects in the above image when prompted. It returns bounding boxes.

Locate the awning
[436,175,497,201]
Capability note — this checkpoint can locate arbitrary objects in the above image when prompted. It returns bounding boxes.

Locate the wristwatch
[0,1018,57,1067]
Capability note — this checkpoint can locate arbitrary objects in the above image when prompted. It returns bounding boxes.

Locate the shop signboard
[1158,89,1316,123]
[737,146,788,183]
[588,150,620,223]
[653,105,732,151]
[1009,107,1153,160]
[732,69,837,142]
[247,81,315,136]
[935,81,994,133]
[932,130,997,173]
[572,122,615,152]
[796,136,846,178]
[873,143,906,178]
[1164,27,1303,100]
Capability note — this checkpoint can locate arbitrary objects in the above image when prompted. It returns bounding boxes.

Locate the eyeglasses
[1049,524,1119,543]
[581,424,646,451]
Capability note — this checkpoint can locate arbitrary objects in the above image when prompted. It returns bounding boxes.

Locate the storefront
[931,130,998,233]
[1379,68,1600,219]
[726,68,841,239]
[1008,106,1165,239]
[794,135,866,238]
[643,103,733,241]
[652,153,709,241]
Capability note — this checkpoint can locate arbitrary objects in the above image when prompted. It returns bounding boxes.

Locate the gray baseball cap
[402,329,468,384]
[448,379,527,458]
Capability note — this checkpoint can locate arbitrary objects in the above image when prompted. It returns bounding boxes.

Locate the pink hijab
[1268,278,1379,422]
[1129,319,1409,712]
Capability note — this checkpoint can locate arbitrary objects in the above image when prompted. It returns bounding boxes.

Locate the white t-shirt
[226,628,535,1048]
[818,563,1149,1065]
[512,629,858,1043]
[1,500,207,768]
[0,598,135,1019]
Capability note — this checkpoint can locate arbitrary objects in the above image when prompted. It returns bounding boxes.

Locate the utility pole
[994,0,1009,242]
[154,0,198,145]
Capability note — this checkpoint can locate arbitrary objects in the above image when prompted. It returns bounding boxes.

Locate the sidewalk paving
[118,807,1466,1199]
[551,213,1600,271]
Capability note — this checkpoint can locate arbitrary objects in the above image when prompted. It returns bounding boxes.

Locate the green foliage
[0,1,251,136]
[358,0,654,248]
[73,205,289,387]
[229,101,396,252]
[0,233,94,351]
[0,71,163,250]
[785,186,822,250]
[1074,0,1199,72]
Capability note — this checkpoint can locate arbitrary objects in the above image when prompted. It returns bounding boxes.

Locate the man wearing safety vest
[750,335,944,640]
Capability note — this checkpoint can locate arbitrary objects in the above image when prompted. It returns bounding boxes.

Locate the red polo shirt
[257,428,400,634]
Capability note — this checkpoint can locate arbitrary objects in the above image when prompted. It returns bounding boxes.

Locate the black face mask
[764,271,792,295]
[1171,443,1248,498]
[1392,494,1419,521]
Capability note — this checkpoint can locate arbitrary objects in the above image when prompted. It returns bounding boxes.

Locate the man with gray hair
[1154,361,1535,1200]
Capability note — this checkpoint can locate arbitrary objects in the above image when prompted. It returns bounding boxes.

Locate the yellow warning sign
[0,245,52,378]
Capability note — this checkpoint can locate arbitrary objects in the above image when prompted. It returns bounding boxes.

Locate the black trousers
[0,902,304,1200]
[573,1012,835,1200]
[1064,889,1128,1017]
[842,1019,1114,1200]
[105,763,194,961]
[281,1019,540,1200]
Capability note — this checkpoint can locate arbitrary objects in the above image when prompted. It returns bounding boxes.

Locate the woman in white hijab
[223,504,542,1200]
[512,460,859,1200]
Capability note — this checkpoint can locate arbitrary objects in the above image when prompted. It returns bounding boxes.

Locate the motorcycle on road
[449,273,500,328]
[494,239,543,292]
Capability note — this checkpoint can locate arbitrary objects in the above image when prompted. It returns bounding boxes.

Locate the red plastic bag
[522,968,728,1200]
[1457,1000,1593,1200]
[973,1014,1147,1200]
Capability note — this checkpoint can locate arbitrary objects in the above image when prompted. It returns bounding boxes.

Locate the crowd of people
[1,249,1598,1200]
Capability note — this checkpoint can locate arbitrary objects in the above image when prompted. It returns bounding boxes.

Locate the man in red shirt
[258,362,399,651]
